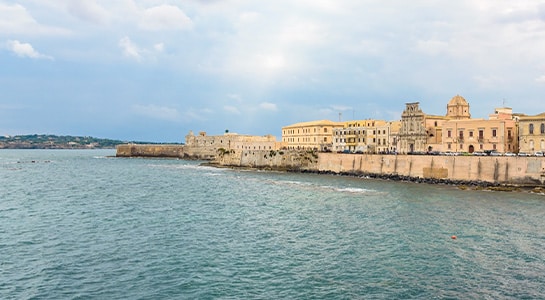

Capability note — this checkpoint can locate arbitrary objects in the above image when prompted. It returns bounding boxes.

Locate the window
[448,143,451,149]
[492,129,497,137]
[529,124,534,134]
[493,144,497,150]
[324,128,328,133]
[469,131,473,137]
[459,130,464,139]
[480,144,483,150]
[323,137,327,142]
[541,123,545,134]
[479,130,484,139]
[447,130,452,138]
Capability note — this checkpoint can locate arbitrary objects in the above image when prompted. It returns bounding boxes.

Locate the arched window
[529,123,534,134]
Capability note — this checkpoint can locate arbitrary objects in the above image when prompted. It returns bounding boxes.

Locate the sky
[1,1,545,143]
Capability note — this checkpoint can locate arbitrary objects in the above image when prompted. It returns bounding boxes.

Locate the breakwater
[116,144,545,187]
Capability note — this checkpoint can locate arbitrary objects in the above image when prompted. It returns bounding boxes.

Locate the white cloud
[0,3,70,36]
[5,40,53,60]
[224,105,240,114]
[131,104,180,122]
[66,1,110,24]
[139,4,192,31]
[413,39,450,56]
[119,36,142,61]
[536,75,545,83]
[259,102,278,111]
[154,43,165,52]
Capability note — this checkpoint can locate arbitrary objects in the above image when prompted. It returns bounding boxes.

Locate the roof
[282,119,344,128]
[448,95,469,106]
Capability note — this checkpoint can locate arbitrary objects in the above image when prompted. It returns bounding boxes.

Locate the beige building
[398,102,427,153]
[441,110,517,153]
[185,131,283,152]
[281,120,343,151]
[399,95,518,154]
[518,112,545,153]
[332,119,387,153]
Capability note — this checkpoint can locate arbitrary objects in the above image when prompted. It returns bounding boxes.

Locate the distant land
[0,134,171,149]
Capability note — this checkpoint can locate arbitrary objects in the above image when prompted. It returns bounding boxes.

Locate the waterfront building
[398,95,518,154]
[398,102,427,153]
[518,112,545,153]
[185,131,283,153]
[386,121,402,153]
[331,119,404,153]
[441,107,518,153]
[281,120,343,151]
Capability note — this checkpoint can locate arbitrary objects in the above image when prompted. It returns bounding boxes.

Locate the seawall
[116,145,545,187]
[214,149,545,187]
[115,144,216,160]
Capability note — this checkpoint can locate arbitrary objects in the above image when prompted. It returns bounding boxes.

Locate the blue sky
[1,1,545,143]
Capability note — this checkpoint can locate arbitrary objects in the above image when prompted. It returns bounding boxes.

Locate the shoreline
[203,161,545,194]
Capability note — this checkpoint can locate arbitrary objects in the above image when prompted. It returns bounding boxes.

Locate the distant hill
[0,134,171,149]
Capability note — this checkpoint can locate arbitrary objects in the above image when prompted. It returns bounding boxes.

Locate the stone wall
[214,149,319,170]
[117,144,545,186]
[316,153,545,186]
[215,150,545,186]
[116,144,216,160]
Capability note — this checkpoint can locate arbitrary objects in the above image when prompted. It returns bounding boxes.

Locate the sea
[1,149,544,299]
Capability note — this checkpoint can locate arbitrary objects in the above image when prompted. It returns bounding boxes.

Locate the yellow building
[518,112,545,154]
[441,107,518,153]
[281,120,343,151]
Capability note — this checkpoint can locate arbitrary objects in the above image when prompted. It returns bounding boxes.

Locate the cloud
[413,39,450,56]
[536,75,545,83]
[131,104,181,122]
[154,43,165,52]
[0,3,70,36]
[66,1,110,24]
[139,4,192,31]
[224,105,241,114]
[5,40,54,60]
[119,36,142,61]
[259,102,278,111]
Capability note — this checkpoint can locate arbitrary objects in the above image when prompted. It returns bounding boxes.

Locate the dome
[448,95,468,106]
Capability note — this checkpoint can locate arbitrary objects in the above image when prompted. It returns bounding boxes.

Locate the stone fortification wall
[117,144,545,186]
[215,150,545,186]
[316,153,545,186]
[116,144,216,160]
[214,149,319,170]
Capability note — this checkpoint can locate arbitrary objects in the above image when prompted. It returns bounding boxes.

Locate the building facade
[441,108,518,153]
[185,131,283,152]
[332,119,388,153]
[518,112,545,153]
[281,120,343,151]
[398,102,427,154]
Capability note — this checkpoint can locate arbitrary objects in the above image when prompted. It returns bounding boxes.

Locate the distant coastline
[0,134,166,150]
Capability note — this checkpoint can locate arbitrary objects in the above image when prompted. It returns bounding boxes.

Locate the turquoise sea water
[1,149,545,299]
